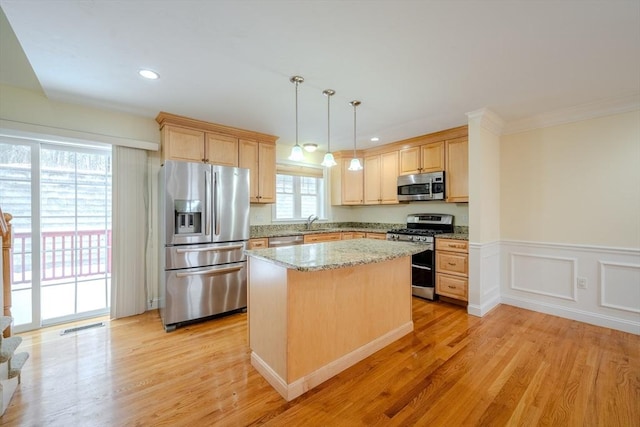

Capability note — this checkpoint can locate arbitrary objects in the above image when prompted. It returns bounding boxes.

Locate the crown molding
[503,93,640,135]
[466,107,505,135]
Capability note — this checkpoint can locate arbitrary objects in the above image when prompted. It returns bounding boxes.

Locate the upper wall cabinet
[364,151,399,205]
[156,112,279,204]
[445,136,469,203]
[398,141,444,175]
[239,139,276,203]
[160,124,239,166]
[331,153,364,205]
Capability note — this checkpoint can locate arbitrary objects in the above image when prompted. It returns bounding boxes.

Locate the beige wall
[500,110,640,248]
[468,111,501,243]
[0,84,159,147]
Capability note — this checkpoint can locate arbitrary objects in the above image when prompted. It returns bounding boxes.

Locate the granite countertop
[437,233,469,241]
[245,239,426,272]
[250,222,403,239]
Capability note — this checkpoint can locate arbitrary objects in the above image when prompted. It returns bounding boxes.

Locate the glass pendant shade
[321,152,337,167]
[348,157,363,171]
[322,88,336,168]
[289,144,304,161]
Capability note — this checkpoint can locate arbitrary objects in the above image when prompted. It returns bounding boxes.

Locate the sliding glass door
[0,139,112,332]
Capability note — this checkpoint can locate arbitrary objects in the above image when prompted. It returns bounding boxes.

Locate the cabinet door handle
[447,285,456,289]
[447,261,457,266]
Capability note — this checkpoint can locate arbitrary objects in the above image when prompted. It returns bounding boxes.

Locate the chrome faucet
[306,214,319,230]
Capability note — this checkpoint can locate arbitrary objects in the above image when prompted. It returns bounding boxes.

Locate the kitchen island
[245,239,425,400]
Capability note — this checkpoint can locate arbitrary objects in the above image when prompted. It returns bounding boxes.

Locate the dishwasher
[268,235,304,248]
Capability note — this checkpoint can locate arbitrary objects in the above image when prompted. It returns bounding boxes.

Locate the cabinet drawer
[303,233,342,243]
[365,232,387,240]
[436,252,468,276]
[436,238,468,253]
[248,238,268,249]
[436,273,468,301]
[341,232,365,240]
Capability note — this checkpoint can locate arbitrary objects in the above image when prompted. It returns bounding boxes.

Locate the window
[274,165,325,220]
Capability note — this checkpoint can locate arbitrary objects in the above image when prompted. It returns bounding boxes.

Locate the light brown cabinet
[364,151,399,205]
[156,112,279,204]
[341,232,366,240]
[398,141,444,175]
[159,125,239,166]
[331,154,364,205]
[303,233,342,244]
[248,238,268,249]
[239,139,276,204]
[435,238,469,302]
[365,232,387,240]
[206,133,239,166]
[445,137,468,203]
[161,125,206,163]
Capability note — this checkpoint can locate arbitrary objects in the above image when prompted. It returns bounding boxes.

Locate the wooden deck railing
[11,229,112,285]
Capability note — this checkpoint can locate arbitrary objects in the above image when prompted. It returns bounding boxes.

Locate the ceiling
[1,1,639,152]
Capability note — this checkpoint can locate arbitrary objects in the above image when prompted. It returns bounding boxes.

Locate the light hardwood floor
[3,300,639,426]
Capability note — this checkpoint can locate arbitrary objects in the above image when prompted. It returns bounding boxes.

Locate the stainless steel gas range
[387,214,454,300]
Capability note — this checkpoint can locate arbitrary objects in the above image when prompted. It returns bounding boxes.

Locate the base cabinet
[435,238,469,302]
[248,238,268,249]
[303,233,342,244]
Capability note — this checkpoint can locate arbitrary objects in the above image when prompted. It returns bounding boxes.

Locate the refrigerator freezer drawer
[165,241,247,270]
[162,261,247,327]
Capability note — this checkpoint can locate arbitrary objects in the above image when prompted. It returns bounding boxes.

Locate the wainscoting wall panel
[600,261,640,313]
[510,253,577,301]
[501,240,640,334]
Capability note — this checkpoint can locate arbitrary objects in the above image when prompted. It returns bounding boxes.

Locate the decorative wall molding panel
[500,240,640,334]
[510,252,577,301]
[600,261,640,314]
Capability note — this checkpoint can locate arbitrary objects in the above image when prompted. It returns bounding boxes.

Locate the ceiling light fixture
[303,143,318,152]
[348,100,363,171]
[288,76,305,161]
[370,137,379,142]
[321,89,337,168]
[138,69,159,80]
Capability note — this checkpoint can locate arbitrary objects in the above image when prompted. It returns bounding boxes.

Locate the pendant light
[288,76,305,161]
[347,100,363,171]
[321,89,337,167]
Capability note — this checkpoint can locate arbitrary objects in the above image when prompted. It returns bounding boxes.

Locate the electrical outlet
[577,277,587,289]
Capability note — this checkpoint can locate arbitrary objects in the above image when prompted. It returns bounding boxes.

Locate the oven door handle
[411,264,432,271]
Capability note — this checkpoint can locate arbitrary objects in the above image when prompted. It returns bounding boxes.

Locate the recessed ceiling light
[138,69,159,80]
[370,137,380,142]
[303,143,318,152]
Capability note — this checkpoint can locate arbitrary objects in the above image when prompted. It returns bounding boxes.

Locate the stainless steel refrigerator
[158,160,250,331]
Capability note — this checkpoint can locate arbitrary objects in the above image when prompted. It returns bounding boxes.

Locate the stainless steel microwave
[397,171,445,201]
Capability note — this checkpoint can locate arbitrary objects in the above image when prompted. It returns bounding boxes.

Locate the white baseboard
[502,295,640,335]
[467,294,501,317]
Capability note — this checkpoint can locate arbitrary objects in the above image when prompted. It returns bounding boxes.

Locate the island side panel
[248,257,289,382]
[286,256,413,383]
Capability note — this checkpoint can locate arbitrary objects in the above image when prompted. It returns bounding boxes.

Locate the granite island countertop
[245,238,426,272]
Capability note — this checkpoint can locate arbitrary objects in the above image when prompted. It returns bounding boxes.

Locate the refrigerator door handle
[205,170,211,236]
[176,244,244,254]
[175,265,243,278]
[214,170,221,235]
